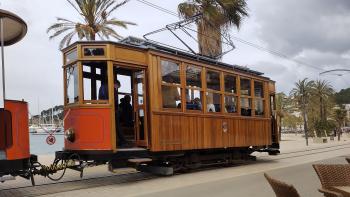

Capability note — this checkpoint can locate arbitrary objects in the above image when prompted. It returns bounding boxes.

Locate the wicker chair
[346,158,350,164]
[264,173,301,197]
[313,164,350,197]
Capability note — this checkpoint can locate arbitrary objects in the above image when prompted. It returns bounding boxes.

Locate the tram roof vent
[120,36,147,47]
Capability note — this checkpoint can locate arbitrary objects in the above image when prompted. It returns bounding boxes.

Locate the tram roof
[64,36,267,78]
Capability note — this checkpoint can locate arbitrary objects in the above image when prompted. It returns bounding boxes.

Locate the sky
[1,0,350,114]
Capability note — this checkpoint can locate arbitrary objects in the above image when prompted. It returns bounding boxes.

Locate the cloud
[254,0,350,56]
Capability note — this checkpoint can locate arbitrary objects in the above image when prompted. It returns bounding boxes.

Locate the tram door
[133,70,148,147]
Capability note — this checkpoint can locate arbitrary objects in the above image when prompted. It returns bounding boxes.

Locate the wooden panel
[151,112,272,152]
[115,47,147,65]
[5,100,30,160]
[64,108,112,151]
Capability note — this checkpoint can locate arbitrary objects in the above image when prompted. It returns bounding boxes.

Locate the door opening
[113,67,148,148]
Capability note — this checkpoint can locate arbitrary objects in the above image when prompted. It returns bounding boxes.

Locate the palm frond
[59,31,76,49]
[49,27,74,39]
[107,0,128,17]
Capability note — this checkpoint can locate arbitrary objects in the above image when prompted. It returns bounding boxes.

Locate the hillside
[335,88,350,104]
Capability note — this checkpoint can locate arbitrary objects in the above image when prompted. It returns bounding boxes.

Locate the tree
[311,80,334,122]
[290,78,314,146]
[334,107,347,141]
[276,92,287,138]
[178,0,248,58]
[334,88,350,105]
[47,0,136,49]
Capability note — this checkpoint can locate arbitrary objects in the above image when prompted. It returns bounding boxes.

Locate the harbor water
[30,134,64,155]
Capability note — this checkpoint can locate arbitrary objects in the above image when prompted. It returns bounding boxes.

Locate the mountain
[335,88,350,105]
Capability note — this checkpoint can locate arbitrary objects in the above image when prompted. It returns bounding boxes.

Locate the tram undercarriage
[54,146,279,176]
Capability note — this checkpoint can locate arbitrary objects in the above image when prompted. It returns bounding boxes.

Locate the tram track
[2,142,350,197]
[263,142,350,161]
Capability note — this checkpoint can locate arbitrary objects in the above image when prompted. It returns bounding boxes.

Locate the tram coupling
[28,153,87,186]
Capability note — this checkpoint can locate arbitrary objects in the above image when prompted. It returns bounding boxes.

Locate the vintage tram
[0,9,33,182]
[56,37,279,173]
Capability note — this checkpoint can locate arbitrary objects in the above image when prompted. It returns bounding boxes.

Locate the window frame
[185,64,204,113]
[159,58,183,111]
[82,45,107,58]
[65,64,80,105]
[239,77,253,117]
[65,48,78,65]
[223,73,239,114]
[253,80,266,117]
[205,69,222,113]
[81,61,109,105]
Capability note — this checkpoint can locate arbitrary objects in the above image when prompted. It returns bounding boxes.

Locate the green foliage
[282,114,302,131]
[313,119,336,137]
[47,0,136,49]
[178,0,249,57]
[334,108,347,128]
[334,88,350,105]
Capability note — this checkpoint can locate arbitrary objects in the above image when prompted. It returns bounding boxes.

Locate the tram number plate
[46,135,56,145]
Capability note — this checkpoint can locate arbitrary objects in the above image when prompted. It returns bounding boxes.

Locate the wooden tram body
[58,37,279,169]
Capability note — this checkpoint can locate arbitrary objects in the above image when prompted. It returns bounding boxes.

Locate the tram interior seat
[241,108,252,116]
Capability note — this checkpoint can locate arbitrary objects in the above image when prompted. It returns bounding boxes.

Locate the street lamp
[319,69,350,76]
[0,9,27,109]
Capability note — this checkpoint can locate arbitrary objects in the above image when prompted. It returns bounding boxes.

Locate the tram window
[254,81,264,98]
[255,99,265,116]
[162,86,181,108]
[186,89,202,110]
[240,97,252,116]
[83,47,105,56]
[65,49,77,64]
[82,62,108,102]
[161,60,180,85]
[240,78,251,96]
[186,66,202,88]
[206,71,220,91]
[206,92,221,112]
[66,65,79,104]
[224,75,236,94]
[224,95,237,113]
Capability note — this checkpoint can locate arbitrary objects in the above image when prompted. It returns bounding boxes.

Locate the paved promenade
[1,134,350,197]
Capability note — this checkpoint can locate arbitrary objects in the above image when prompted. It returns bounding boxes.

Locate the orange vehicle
[56,37,279,174]
[0,9,35,182]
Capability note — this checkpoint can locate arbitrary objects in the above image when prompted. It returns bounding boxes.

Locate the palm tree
[47,0,136,49]
[290,78,315,146]
[276,92,287,139]
[178,0,249,58]
[312,80,334,122]
[334,107,347,141]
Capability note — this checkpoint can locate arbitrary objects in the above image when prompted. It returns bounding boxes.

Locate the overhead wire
[134,0,326,72]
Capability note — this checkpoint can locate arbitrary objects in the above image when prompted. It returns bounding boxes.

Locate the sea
[30,134,64,155]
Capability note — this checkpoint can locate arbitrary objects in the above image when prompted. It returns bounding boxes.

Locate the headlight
[64,128,75,142]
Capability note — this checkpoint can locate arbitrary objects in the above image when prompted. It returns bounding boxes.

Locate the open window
[82,61,108,104]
